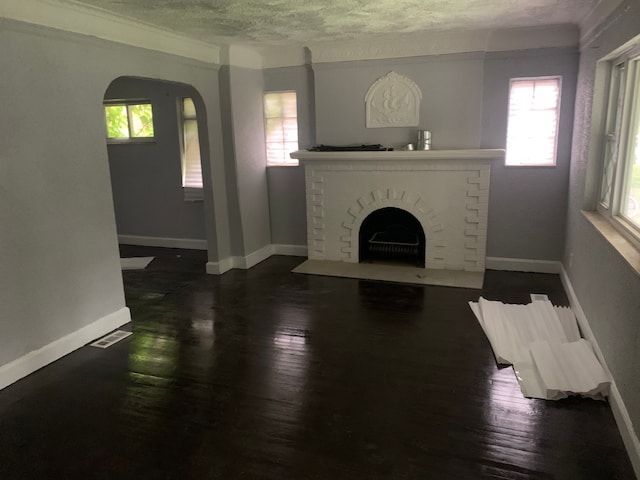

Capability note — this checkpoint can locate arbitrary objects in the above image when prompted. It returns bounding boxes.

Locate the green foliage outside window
[104,102,154,139]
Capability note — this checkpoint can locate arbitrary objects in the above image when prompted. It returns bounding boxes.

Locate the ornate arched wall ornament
[365,71,422,128]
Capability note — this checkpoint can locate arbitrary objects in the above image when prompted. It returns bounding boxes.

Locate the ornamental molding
[365,71,422,128]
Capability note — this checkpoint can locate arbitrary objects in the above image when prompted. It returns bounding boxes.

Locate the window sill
[267,163,300,168]
[504,163,557,168]
[107,138,156,145]
[582,210,640,277]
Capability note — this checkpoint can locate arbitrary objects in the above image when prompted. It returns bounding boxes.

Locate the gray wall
[105,77,206,241]
[482,48,578,260]
[219,66,245,257]
[314,54,484,149]
[0,19,230,369]
[564,0,640,450]
[265,50,578,261]
[264,65,315,246]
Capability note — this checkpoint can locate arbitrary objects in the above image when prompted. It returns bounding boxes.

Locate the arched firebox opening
[358,207,426,267]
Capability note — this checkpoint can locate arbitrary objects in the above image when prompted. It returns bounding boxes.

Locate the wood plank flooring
[0,246,635,479]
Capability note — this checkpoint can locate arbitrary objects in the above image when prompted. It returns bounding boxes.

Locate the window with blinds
[180,97,203,201]
[264,91,299,166]
[505,77,562,166]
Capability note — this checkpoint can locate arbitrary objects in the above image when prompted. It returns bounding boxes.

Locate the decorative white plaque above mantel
[365,71,422,128]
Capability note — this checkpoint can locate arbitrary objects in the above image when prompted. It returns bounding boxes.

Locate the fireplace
[359,207,425,267]
[290,149,504,288]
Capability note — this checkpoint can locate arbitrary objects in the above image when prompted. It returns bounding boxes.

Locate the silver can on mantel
[417,130,431,150]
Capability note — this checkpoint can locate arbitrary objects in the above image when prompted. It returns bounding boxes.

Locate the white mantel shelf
[291,148,505,162]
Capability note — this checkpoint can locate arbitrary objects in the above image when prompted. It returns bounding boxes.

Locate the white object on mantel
[365,71,422,128]
[292,148,505,279]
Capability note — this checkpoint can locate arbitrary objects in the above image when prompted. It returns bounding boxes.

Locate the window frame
[504,76,562,168]
[178,97,204,201]
[104,99,155,144]
[263,90,299,167]
[596,44,640,249]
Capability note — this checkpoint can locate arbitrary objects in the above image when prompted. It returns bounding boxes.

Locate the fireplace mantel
[291,148,505,162]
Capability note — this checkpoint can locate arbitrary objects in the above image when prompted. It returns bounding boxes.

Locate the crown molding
[0,0,221,64]
[579,0,625,46]
[259,45,310,69]
[306,25,578,65]
[226,45,264,69]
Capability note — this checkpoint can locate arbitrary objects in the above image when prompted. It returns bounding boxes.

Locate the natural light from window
[104,102,154,140]
[597,52,640,238]
[264,91,299,166]
[180,97,203,201]
[505,77,561,166]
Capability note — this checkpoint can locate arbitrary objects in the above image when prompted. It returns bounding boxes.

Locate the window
[505,77,562,166]
[179,97,203,201]
[104,101,154,141]
[598,47,640,239]
[264,91,299,165]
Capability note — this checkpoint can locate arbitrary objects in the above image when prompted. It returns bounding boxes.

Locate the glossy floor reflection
[0,247,634,479]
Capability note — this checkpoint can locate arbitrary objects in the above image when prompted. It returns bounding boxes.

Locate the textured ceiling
[67,0,600,46]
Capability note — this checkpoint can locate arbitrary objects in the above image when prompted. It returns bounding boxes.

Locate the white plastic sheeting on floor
[120,256,155,270]
[469,297,610,401]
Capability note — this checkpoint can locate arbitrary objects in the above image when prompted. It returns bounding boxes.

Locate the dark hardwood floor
[0,246,635,479]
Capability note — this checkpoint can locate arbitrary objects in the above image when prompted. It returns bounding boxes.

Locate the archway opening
[103,76,212,263]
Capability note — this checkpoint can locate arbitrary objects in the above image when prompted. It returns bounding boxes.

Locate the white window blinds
[181,97,203,200]
[505,77,562,166]
[264,91,299,165]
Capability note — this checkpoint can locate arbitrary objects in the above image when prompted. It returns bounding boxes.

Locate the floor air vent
[90,330,132,349]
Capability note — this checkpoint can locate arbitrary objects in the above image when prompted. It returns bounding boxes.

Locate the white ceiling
[64,0,604,47]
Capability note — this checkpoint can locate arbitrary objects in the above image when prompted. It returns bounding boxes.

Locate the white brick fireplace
[291,149,504,287]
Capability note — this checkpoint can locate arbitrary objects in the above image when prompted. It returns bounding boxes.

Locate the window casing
[178,97,204,201]
[597,47,640,244]
[505,77,562,167]
[104,100,154,142]
[264,91,299,166]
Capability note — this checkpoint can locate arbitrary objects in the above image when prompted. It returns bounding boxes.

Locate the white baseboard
[206,244,308,275]
[118,234,207,250]
[272,244,308,256]
[206,257,234,275]
[0,307,131,391]
[560,266,640,478]
[236,244,274,269]
[486,256,562,273]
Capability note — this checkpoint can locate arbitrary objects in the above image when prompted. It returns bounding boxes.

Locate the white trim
[560,267,640,478]
[1,0,220,64]
[234,245,274,269]
[485,257,562,273]
[206,244,307,275]
[206,258,234,275]
[259,45,309,69]
[227,45,263,69]
[272,244,308,257]
[0,307,131,391]
[307,25,578,65]
[118,234,207,250]
[291,149,505,162]
[579,0,625,47]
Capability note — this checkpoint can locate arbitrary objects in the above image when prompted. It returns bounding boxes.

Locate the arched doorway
[103,76,211,259]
